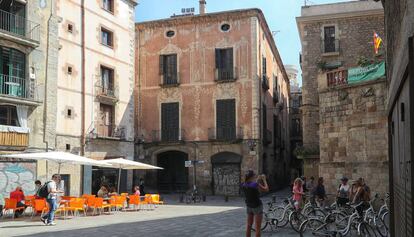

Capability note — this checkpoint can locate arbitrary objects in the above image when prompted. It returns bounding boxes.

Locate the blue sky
[135,0,353,86]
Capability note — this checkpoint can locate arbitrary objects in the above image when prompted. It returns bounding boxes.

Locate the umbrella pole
[117,168,121,193]
[58,162,61,174]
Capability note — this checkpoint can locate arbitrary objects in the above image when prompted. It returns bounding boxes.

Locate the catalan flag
[373,32,383,54]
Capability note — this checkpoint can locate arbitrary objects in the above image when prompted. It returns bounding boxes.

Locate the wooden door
[99,104,113,137]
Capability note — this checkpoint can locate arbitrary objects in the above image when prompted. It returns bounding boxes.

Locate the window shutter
[226,48,233,70]
[161,102,179,141]
[171,54,177,78]
[159,55,164,75]
[215,49,221,69]
[216,99,236,139]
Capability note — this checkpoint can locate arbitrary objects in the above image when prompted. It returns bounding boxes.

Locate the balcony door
[98,104,113,137]
[216,99,236,140]
[161,103,179,141]
[0,46,25,96]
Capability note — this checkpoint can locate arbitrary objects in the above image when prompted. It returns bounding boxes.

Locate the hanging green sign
[348,61,385,84]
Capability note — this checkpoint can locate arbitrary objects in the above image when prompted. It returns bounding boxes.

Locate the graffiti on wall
[0,162,36,203]
[213,164,240,196]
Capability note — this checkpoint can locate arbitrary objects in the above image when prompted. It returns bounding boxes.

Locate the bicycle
[251,209,279,232]
[185,186,201,204]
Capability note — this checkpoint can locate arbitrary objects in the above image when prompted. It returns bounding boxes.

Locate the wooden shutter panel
[159,55,164,75]
[161,102,179,141]
[226,48,233,70]
[216,99,236,139]
[215,49,221,69]
[172,54,177,78]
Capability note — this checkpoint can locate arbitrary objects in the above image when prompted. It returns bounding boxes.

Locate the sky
[135,0,353,86]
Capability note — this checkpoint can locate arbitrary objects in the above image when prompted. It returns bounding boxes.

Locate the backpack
[36,181,51,198]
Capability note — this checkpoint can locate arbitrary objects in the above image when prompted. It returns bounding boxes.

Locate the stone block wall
[319,79,388,194]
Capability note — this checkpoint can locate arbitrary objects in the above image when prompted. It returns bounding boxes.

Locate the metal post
[117,168,121,193]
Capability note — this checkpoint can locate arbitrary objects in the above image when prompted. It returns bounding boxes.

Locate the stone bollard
[225,195,229,202]
[202,194,206,202]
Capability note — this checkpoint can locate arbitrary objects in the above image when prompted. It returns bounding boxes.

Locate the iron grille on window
[215,48,234,81]
[160,54,179,85]
[323,26,339,53]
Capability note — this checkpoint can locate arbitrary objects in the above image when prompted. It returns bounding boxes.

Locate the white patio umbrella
[0,151,112,174]
[97,158,163,193]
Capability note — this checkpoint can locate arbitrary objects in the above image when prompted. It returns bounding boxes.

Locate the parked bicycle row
[241,170,389,237]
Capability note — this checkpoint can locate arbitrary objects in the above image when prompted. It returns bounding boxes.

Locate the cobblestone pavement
[0,190,307,237]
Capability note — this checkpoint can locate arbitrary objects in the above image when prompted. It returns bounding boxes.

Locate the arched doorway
[211,152,242,196]
[157,151,188,193]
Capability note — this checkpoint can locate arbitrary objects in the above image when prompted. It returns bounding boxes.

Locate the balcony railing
[95,82,118,99]
[208,127,243,141]
[0,74,36,100]
[262,75,269,90]
[161,73,180,86]
[0,131,29,147]
[327,69,348,87]
[215,67,237,82]
[263,129,272,146]
[96,124,125,140]
[151,129,185,143]
[321,39,340,54]
[0,9,40,42]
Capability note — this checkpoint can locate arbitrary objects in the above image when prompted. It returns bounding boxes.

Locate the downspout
[43,0,54,152]
[80,0,86,194]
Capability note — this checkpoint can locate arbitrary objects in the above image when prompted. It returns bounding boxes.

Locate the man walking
[41,174,63,226]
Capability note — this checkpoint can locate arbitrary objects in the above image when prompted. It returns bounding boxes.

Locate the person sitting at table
[97,186,109,198]
[10,186,26,218]
[108,187,119,197]
[133,185,140,196]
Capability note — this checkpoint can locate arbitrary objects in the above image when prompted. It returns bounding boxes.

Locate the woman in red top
[292,178,304,210]
[9,186,26,217]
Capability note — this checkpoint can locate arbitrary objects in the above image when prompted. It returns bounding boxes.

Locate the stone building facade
[0,0,59,200]
[379,0,414,236]
[297,1,388,193]
[136,8,290,195]
[54,0,137,195]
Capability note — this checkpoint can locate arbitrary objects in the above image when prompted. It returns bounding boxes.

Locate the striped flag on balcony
[373,32,383,54]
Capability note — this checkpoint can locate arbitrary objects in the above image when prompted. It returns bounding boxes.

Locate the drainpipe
[80,0,86,194]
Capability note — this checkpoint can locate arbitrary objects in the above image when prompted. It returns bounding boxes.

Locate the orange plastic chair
[144,194,155,210]
[128,195,141,211]
[31,199,49,218]
[65,198,87,216]
[24,195,36,215]
[120,193,128,196]
[85,196,96,211]
[151,194,164,205]
[92,197,111,215]
[3,198,25,219]
[109,196,124,211]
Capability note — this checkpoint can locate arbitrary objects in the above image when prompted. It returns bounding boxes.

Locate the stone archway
[211,152,242,196]
[157,151,189,193]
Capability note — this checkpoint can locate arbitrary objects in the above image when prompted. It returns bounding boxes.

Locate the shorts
[246,205,263,215]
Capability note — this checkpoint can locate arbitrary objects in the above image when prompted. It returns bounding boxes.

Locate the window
[166,30,175,38]
[215,48,234,81]
[292,118,301,137]
[0,106,19,126]
[67,24,73,33]
[220,24,230,32]
[66,144,71,151]
[323,26,337,53]
[159,54,178,85]
[67,109,72,117]
[262,57,269,90]
[100,66,114,96]
[101,27,113,47]
[161,102,179,141]
[102,0,114,13]
[67,66,73,75]
[216,99,236,140]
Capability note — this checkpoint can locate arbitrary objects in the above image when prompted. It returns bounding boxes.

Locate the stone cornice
[127,0,138,6]
[136,8,290,85]
[296,9,384,24]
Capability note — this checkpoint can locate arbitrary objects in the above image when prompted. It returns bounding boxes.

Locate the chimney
[199,0,206,15]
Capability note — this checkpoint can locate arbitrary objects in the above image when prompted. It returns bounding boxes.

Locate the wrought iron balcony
[215,67,237,82]
[95,81,118,103]
[96,124,126,140]
[327,69,348,87]
[0,74,36,100]
[0,9,40,42]
[151,129,185,143]
[321,39,340,54]
[208,127,243,141]
[273,88,279,103]
[262,75,269,90]
[160,73,180,86]
[263,129,272,146]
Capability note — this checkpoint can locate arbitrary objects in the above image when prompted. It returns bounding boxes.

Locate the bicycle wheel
[374,216,388,237]
[185,195,192,204]
[251,217,268,231]
[358,222,377,237]
[325,211,348,229]
[271,206,289,227]
[299,218,325,237]
[194,195,201,203]
[381,211,389,230]
[289,211,307,233]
